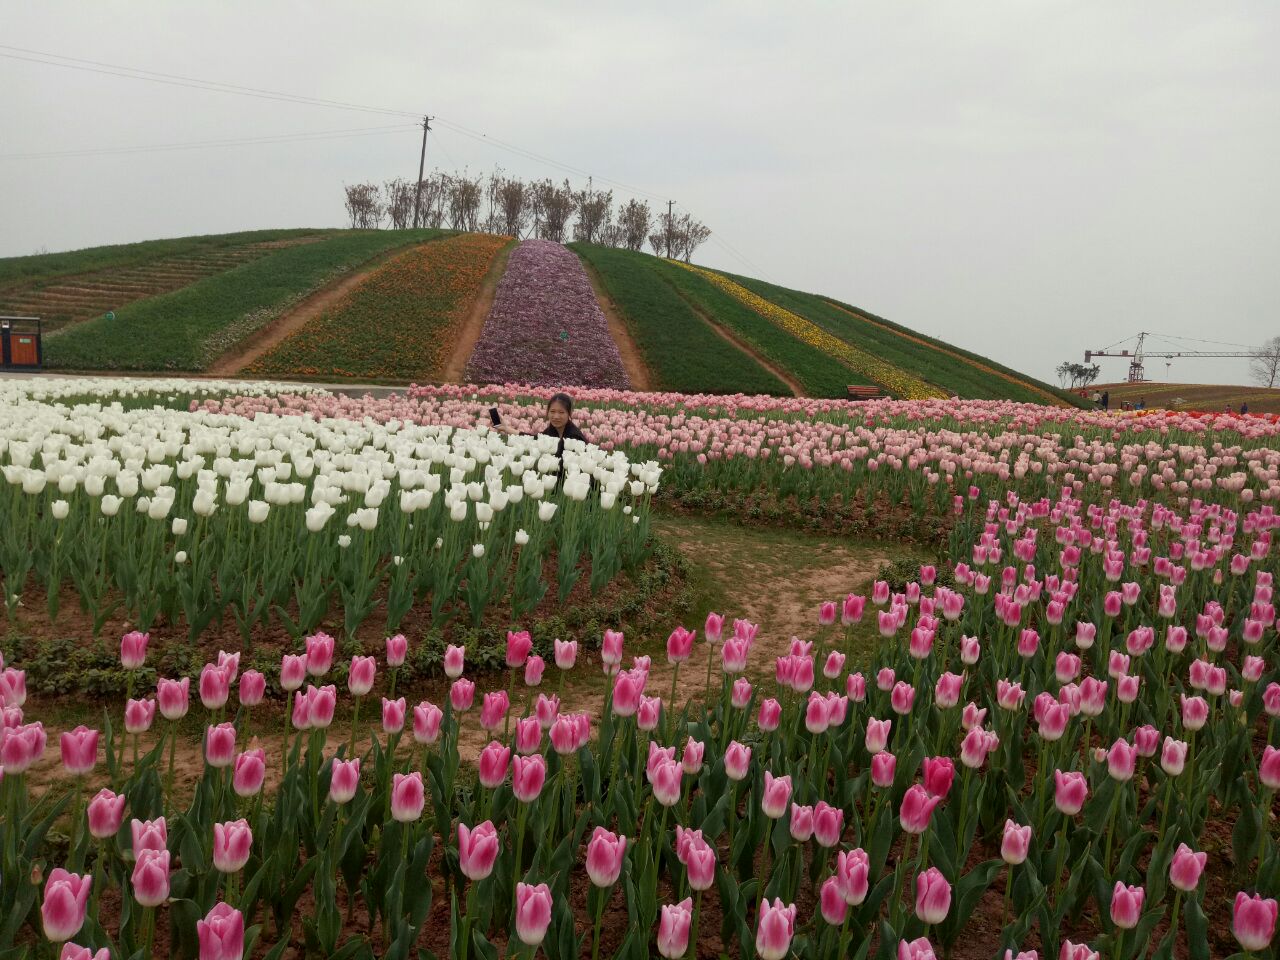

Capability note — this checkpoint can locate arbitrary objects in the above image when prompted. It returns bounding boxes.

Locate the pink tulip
[899,938,938,960]
[657,897,694,958]
[821,875,848,924]
[87,788,126,840]
[237,670,265,707]
[1054,770,1088,816]
[478,740,511,789]
[585,827,627,887]
[1059,941,1100,960]
[1244,656,1266,683]
[512,754,547,803]
[450,678,475,712]
[721,638,750,674]
[196,902,244,960]
[1115,674,1141,704]
[329,758,360,804]
[458,821,500,881]
[305,632,334,676]
[413,701,443,744]
[124,698,156,735]
[837,847,870,905]
[612,670,645,717]
[1260,745,1280,790]
[279,654,306,693]
[205,723,236,768]
[1106,739,1137,781]
[805,692,830,734]
[513,881,554,947]
[704,611,725,643]
[650,758,683,807]
[1110,882,1144,929]
[813,801,844,847]
[232,749,265,797]
[60,726,99,776]
[157,677,191,721]
[120,631,149,670]
[756,898,797,960]
[934,672,963,709]
[385,633,408,667]
[41,869,91,942]
[1234,891,1279,952]
[789,803,814,842]
[724,740,752,781]
[962,702,987,730]
[637,695,662,731]
[762,771,792,818]
[1161,737,1188,776]
[348,656,377,697]
[199,664,230,710]
[505,630,533,669]
[310,685,336,728]
[602,629,625,668]
[514,715,542,755]
[59,945,109,960]
[553,638,578,670]
[872,752,897,788]
[443,644,466,679]
[731,677,753,709]
[758,698,782,731]
[524,654,545,686]
[534,693,560,729]
[922,757,955,798]
[682,739,705,776]
[480,690,508,731]
[866,717,892,754]
[686,840,716,891]
[213,820,253,873]
[131,817,167,854]
[1001,820,1031,865]
[549,714,579,755]
[915,867,952,924]
[959,727,999,769]
[1133,725,1160,758]
[390,771,425,821]
[842,594,866,625]
[1169,843,1207,892]
[666,626,696,664]
[900,784,942,834]
[877,667,896,691]
[847,672,867,701]
[818,600,838,626]
[1180,694,1209,731]
[891,681,916,715]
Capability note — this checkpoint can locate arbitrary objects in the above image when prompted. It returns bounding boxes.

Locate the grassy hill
[2,229,1084,404]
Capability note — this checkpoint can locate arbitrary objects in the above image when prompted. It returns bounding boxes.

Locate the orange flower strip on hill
[669,261,946,400]
[822,299,1067,407]
[248,233,509,381]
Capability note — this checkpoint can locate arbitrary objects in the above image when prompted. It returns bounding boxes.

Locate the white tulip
[472,543,485,559]
[305,504,334,532]
[515,529,529,546]
[100,495,122,517]
[192,489,218,517]
[538,502,558,522]
[51,500,70,520]
[21,472,47,495]
[175,551,188,564]
[475,502,494,523]
[148,498,173,520]
[84,474,106,497]
[247,500,270,523]
[600,491,616,511]
[57,474,78,494]
[338,535,352,549]
[172,518,189,536]
[356,507,379,531]
[450,501,468,522]
[116,473,139,497]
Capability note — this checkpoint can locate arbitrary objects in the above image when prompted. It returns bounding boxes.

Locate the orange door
[11,335,37,365]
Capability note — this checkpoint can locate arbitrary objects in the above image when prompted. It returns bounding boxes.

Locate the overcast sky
[3,1,1277,386]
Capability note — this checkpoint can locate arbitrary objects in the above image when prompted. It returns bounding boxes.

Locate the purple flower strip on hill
[465,239,630,389]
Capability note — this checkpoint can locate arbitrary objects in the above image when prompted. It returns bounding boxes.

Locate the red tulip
[196,902,244,960]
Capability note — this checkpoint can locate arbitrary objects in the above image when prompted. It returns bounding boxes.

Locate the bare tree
[572,181,614,245]
[487,171,529,237]
[649,231,668,257]
[343,183,384,229]
[674,213,711,262]
[617,199,651,252]
[446,173,484,232]
[599,222,625,248]
[383,178,415,230]
[530,178,576,242]
[1252,336,1280,388]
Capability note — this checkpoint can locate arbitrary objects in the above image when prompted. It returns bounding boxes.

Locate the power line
[0,45,420,118]
[0,124,417,160]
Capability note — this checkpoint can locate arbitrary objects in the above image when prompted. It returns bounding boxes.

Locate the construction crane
[1085,331,1258,382]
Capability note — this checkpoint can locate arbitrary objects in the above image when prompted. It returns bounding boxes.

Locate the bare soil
[440,240,516,384]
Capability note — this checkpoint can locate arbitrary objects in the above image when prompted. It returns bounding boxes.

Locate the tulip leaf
[698,791,730,839]
[1184,893,1210,960]
[1232,803,1263,874]
[938,858,1002,947]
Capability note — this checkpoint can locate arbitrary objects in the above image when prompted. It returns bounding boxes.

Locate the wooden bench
[846,385,883,399]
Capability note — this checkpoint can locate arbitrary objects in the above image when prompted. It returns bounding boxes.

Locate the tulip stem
[668,662,680,739]
[687,888,703,959]
[349,696,362,758]
[1103,786,1123,878]
[591,890,605,960]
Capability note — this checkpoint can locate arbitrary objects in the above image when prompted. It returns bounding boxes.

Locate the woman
[497,392,588,459]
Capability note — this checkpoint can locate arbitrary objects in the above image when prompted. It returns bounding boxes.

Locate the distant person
[1101,391,1110,411]
[1241,402,1250,415]
[1090,390,1102,406]
[1136,397,1146,411]
[496,392,588,459]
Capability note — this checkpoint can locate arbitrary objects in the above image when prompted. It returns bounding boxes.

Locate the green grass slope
[44,230,443,371]
[570,243,790,395]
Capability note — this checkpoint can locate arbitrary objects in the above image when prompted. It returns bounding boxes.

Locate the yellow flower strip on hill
[248,232,509,381]
[670,261,945,399]
[822,298,1066,407]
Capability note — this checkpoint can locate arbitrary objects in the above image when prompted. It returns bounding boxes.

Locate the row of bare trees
[342,169,711,261]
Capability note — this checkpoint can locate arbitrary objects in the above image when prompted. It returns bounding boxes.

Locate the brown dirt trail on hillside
[440,239,516,383]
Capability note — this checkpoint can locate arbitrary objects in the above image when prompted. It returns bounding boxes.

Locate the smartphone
[488,407,501,426]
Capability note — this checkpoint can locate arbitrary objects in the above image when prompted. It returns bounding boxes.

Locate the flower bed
[465,240,630,389]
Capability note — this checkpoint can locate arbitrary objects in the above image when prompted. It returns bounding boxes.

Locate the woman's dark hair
[547,392,574,415]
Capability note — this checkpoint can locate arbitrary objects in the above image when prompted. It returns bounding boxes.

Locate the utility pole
[411,115,432,230]
[666,200,674,259]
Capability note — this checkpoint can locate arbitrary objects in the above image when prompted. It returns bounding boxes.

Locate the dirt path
[208,243,425,376]
[579,258,653,392]
[440,239,516,383]
[665,281,805,398]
